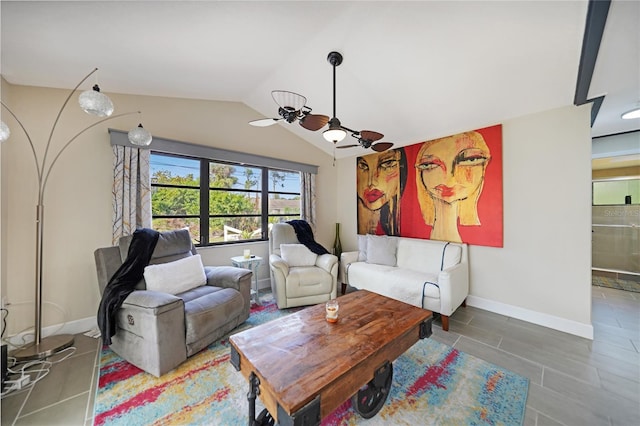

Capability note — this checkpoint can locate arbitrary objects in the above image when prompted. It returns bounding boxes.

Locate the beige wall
[337,105,594,338]
[1,79,594,339]
[0,81,337,337]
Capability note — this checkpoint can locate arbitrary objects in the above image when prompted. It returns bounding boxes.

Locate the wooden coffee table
[229,290,433,425]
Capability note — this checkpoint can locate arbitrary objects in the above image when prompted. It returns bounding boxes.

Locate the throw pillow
[144,254,206,295]
[357,235,368,262]
[366,235,397,266]
[280,244,318,267]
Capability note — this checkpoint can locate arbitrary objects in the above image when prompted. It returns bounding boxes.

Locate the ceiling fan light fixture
[323,118,346,143]
[621,107,640,120]
[324,127,347,143]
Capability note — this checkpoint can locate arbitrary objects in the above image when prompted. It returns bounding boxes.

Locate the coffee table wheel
[351,361,393,419]
[254,408,274,426]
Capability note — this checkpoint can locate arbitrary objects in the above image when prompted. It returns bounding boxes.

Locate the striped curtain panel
[111,145,151,244]
[300,172,317,231]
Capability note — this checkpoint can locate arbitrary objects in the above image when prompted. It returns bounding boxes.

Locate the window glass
[150,153,301,246]
[593,179,639,205]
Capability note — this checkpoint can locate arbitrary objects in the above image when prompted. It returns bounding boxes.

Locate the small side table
[231,255,263,305]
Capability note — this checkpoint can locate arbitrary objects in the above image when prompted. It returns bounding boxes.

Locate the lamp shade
[323,117,346,143]
[0,120,10,142]
[323,128,347,143]
[79,84,114,117]
[128,123,152,146]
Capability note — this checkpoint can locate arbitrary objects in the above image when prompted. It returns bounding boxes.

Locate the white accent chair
[268,223,339,309]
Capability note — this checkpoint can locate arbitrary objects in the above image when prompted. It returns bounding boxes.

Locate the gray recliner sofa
[94,229,252,377]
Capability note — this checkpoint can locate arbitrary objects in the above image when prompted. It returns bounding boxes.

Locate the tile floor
[1,285,638,425]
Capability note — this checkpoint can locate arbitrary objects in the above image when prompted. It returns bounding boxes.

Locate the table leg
[248,372,276,426]
[252,265,261,305]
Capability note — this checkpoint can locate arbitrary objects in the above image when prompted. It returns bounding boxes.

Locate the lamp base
[12,334,75,361]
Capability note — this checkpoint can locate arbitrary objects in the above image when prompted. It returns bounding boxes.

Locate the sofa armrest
[205,266,252,292]
[269,254,290,276]
[315,253,338,274]
[340,251,359,285]
[437,262,469,316]
[123,290,183,314]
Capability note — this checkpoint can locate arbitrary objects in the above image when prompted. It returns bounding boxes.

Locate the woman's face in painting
[357,149,401,211]
[415,132,490,204]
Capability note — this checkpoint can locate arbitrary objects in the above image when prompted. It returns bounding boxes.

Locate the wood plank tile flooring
[1,285,638,425]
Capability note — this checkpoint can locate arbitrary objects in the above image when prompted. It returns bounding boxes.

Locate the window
[151,152,301,245]
[593,178,640,205]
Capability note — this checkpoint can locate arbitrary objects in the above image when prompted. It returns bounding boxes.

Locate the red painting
[356,124,503,247]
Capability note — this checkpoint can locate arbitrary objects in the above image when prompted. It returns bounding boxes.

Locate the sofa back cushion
[270,223,300,257]
[119,228,195,264]
[280,244,318,266]
[366,235,398,266]
[119,228,196,290]
[396,238,462,274]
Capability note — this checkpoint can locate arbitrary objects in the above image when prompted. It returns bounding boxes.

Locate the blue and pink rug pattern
[94,299,528,425]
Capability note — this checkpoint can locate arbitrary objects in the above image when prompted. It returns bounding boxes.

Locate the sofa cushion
[119,228,193,264]
[366,235,397,266]
[396,238,461,274]
[280,244,318,266]
[348,262,439,308]
[183,287,243,347]
[284,266,334,298]
[270,223,299,256]
[144,254,206,295]
[357,235,368,261]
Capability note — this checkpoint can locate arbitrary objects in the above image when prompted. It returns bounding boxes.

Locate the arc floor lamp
[0,68,152,360]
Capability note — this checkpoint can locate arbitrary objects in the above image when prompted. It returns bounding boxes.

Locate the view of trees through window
[150,153,301,245]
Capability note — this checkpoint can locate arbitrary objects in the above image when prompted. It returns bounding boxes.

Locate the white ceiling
[1,1,638,160]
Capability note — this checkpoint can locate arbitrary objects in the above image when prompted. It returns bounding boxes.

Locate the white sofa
[340,235,469,331]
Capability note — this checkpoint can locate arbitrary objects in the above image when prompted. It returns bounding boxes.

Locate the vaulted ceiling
[1,1,638,160]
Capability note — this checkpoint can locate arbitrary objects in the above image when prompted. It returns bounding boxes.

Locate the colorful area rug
[592,275,640,293]
[94,297,529,425]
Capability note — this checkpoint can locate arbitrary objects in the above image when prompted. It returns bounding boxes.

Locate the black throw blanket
[287,220,329,255]
[97,228,160,346]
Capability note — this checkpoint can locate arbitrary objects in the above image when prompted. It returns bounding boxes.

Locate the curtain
[112,145,151,244]
[300,172,317,231]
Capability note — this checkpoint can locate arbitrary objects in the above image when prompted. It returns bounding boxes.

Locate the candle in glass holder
[326,299,339,323]
[243,249,251,259]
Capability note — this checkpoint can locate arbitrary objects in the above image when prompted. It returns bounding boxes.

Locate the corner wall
[336,104,594,338]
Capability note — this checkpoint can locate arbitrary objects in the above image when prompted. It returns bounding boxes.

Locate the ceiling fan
[249,51,393,152]
[249,91,329,131]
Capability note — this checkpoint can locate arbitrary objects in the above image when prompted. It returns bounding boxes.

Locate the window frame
[150,151,302,246]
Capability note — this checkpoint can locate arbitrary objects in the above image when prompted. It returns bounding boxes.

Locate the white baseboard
[466,295,594,340]
[4,316,98,351]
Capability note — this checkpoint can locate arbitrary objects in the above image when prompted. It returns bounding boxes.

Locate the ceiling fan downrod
[324,51,348,143]
[328,51,343,121]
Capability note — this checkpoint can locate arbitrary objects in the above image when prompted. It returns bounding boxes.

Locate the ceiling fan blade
[249,118,282,127]
[272,90,306,111]
[360,130,384,142]
[299,114,330,131]
[371,142,394,152]
[336,144,359,149]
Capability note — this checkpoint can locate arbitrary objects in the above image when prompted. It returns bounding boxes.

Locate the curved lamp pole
[1,68,149,360]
